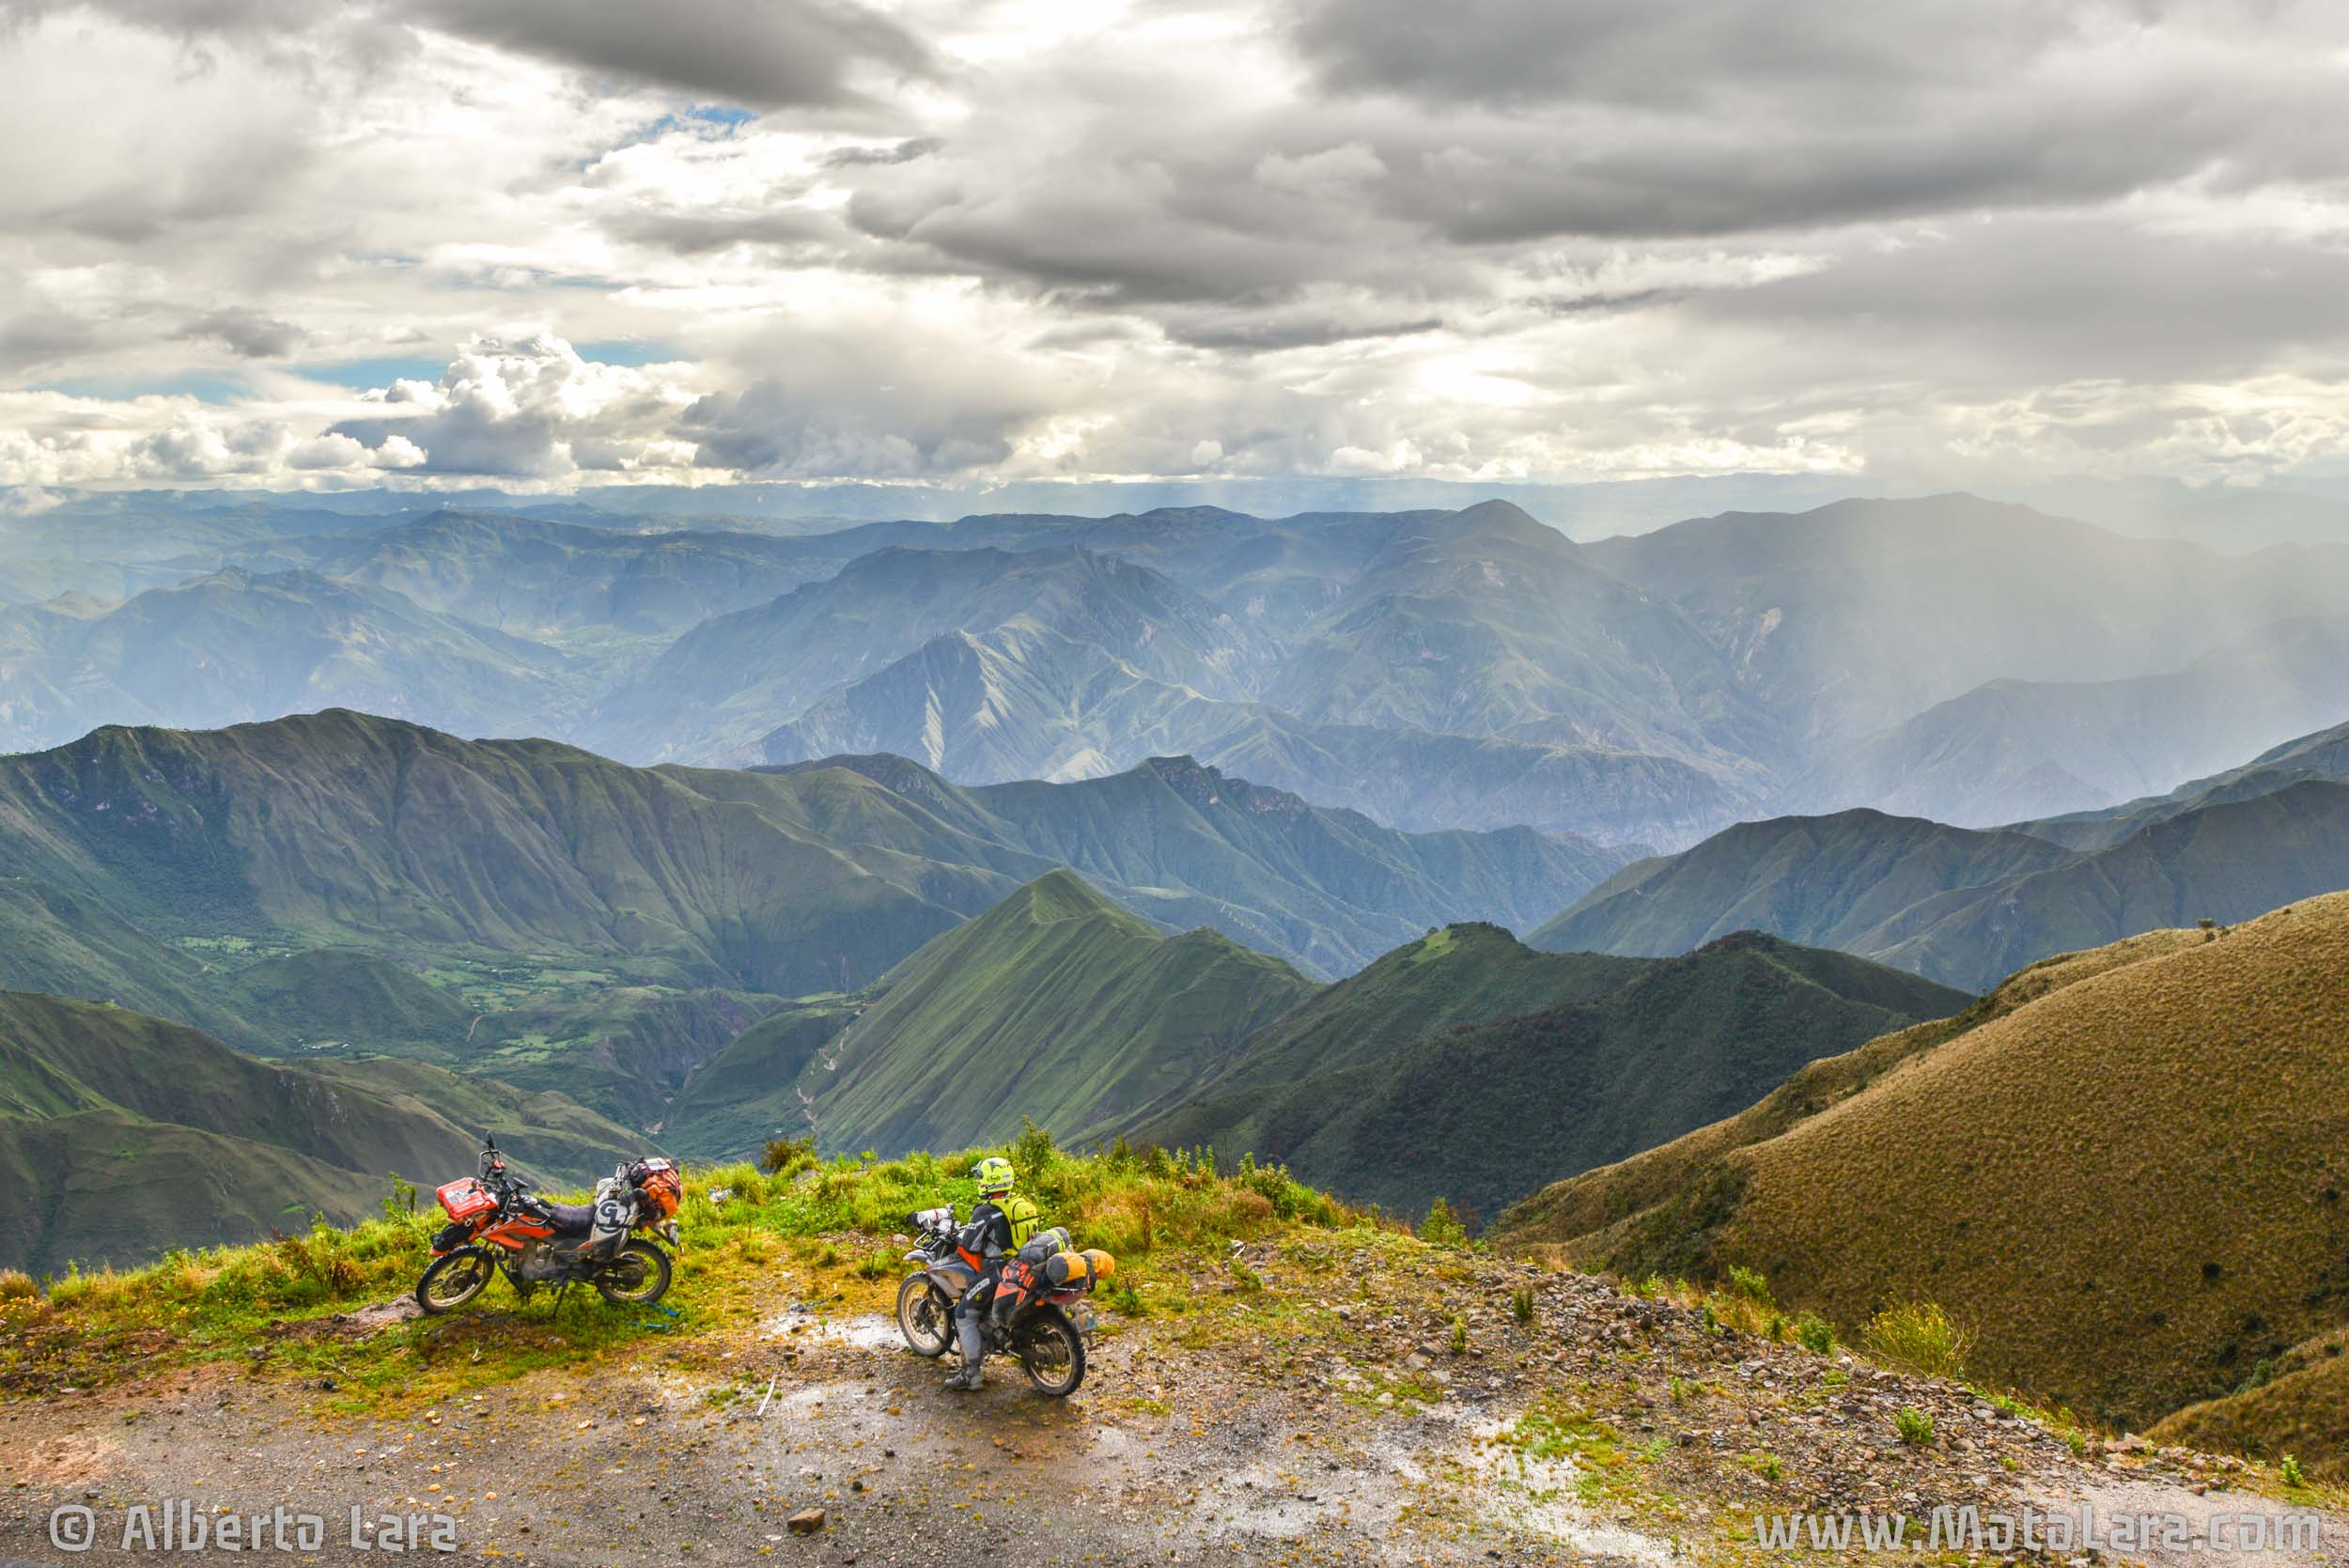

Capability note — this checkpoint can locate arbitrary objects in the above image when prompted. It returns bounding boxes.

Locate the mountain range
[0,712,1618,1128]
[683,869,1968,1224]
[18,491,2343,848]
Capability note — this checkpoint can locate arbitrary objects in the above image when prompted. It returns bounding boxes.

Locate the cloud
[330,332,702,477]
[175,309,305,359]
[4,0,2349,494]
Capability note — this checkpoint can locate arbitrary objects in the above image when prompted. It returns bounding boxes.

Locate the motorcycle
[893,1207,1112,1397]
[414,1136,685,1315]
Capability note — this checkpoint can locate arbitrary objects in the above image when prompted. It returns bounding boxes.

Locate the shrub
[0,1269,36,1301]
[1863,1301,1973,1379]
[2281,1454,2308,1488]
[1894,1407,1935,1447]
[1449,1314,1467,1355]
[1794,1312,1836,1356]
[759,1136,817,1177]
[1421,1197,1468,1248]
[1725,1265,1774,1305]
[1511,1284,1535,1326]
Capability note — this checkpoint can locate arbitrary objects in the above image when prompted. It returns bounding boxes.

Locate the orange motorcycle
[415,1136,683,1314]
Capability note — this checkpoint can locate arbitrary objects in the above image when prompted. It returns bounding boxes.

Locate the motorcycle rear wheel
[1018,1307,1086,1397]
[897,1274,951,1358]
[594,1239,673,1305]
[416,1250,494,1315]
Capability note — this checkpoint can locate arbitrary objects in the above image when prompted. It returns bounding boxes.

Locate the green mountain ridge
[803,871,1318,1156]
[1136,928,1968,1224]
[1532,732,2349,990]
[0,990,648,1273]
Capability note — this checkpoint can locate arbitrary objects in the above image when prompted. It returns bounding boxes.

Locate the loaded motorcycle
[894,1206,1113,1396]
[414,1135,684,1314]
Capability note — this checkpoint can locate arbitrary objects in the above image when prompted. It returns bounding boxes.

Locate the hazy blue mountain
[1785,616,2349,825]
[0,567,586,754]
[2018,716,2349,849]
[216,509,848,644]
[1533,731,2349,990]
[591,544,1273,766]
[1587,494,2349,747]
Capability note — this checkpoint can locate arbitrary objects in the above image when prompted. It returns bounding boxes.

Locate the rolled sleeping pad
[1016,1225,1072,1264]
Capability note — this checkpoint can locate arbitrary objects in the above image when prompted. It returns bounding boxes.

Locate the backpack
[1003,1193,1041,1249]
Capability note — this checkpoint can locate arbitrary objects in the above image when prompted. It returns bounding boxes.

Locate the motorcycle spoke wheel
[1019,1312,1086,1397]
[416,1252,491,1314]
[896,1275,951,1358]
[594,1240,673,1305]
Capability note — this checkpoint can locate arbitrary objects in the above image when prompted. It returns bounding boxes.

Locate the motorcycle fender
[925,1262,976,1296]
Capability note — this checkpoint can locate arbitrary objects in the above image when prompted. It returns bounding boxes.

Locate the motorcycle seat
[539,1200,598,1235]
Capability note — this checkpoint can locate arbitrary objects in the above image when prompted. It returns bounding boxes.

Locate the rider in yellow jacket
[946,1156,1039,1390]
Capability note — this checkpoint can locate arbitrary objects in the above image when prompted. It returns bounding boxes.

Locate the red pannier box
[437,1177,498,1221]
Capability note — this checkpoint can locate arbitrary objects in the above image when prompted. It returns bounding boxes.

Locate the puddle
[762,1308,905,1352]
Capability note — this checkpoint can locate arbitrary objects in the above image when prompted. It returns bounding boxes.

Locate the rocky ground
[2,1234,2338,1566]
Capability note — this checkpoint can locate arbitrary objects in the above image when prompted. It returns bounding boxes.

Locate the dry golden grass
[1492,928,2201,1253]
[2152,1328,2349,1480]
[1709,893,2349,1429]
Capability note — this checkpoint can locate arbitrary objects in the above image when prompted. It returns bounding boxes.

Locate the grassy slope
[1500,893,2349,1431]
[812,870,1317,1155]
[1147,931,1968,1225]
[1491,928,2207,1252]
[0,991,650,1272]
[1197,923,1649,1093]
[0,711,981,1001]
[661,997,864,1159]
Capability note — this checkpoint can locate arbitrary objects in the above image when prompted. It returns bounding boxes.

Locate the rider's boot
[945,1358,984,1391]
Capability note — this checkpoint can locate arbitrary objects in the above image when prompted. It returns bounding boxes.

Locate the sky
[2,0,2347,496]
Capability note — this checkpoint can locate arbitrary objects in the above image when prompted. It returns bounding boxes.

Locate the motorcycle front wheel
[415,1249,494,1315]
[896,1274,952,1358]
[594,1239,673,1305]
[1018,1306,1086,1397]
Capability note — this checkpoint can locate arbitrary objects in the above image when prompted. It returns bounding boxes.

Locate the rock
[786,1507,827,1535]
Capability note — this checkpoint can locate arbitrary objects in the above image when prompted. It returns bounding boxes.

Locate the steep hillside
[0,711,984,1004]
[0,991,646,1271]
[808,871,1316,1155]
[1495,893,2349,1431]
[0,568,586,754]
[1143,932,1967,1224]
[1191,923,1649,1094]
[1789,616,2349,825]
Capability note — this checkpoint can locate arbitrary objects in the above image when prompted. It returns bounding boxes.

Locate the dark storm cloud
[1290,0,2096,108]
[826,136,943,168]
[603,207,841,257]
[1687,219,2349,386]
[1283,0,2349,241]
[4,0,932,111]
[412,0,934,112]
[174,308,304,358]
